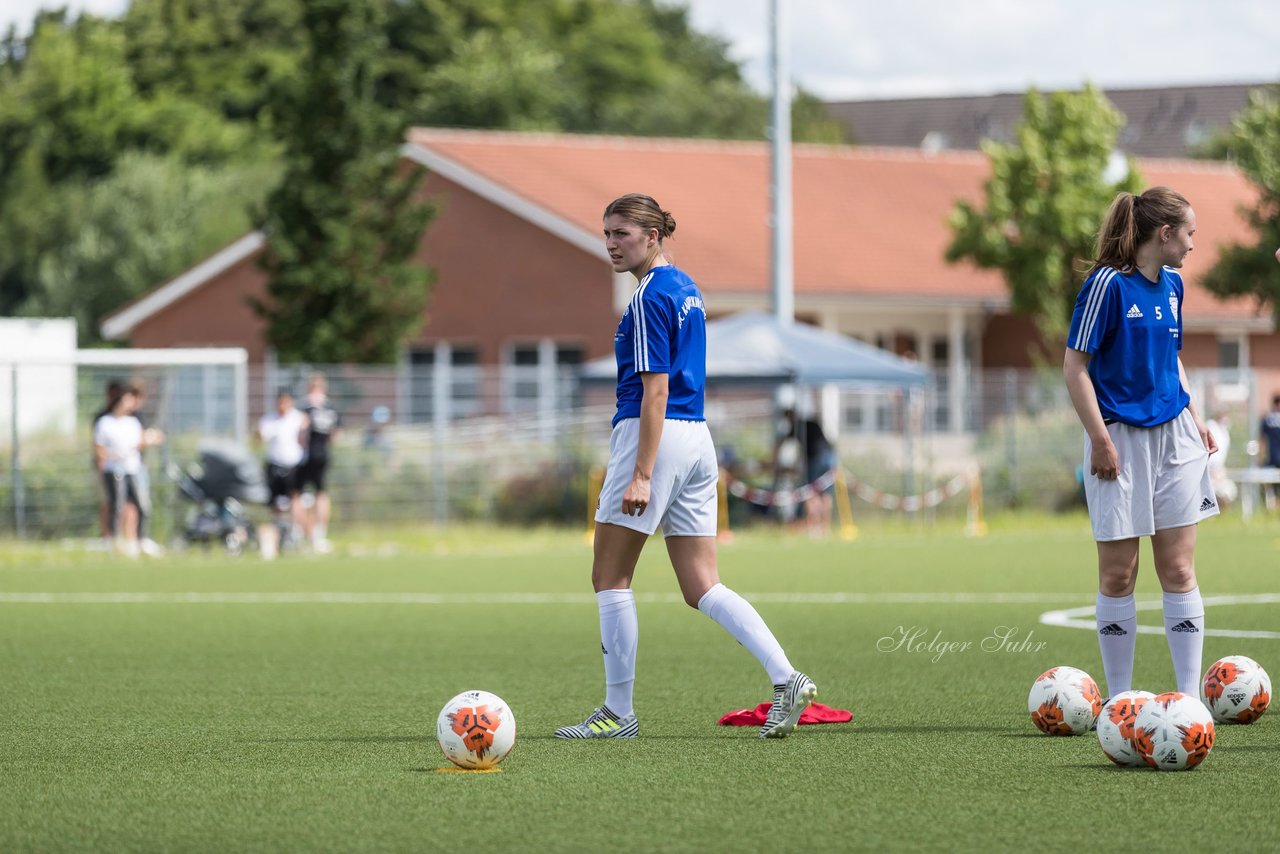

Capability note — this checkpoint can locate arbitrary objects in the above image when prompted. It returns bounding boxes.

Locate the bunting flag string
[723,469,969,512]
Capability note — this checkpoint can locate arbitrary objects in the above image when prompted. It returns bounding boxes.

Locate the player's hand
[1090,438,1120,480]
[621,477,651,516]
[1196,418,1218,455]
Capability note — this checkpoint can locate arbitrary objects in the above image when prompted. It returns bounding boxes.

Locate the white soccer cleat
[553,707,639,739]
[760,671,818,739]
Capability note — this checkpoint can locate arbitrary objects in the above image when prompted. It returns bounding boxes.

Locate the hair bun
[662,210,677,238]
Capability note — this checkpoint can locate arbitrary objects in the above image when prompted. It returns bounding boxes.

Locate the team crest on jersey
[1168,293,1179,322]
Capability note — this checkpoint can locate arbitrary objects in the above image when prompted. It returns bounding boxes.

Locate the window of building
[1218,338,1241,370]
[930,336,949,367]
[406,344,482,423]
[504,341,586,413]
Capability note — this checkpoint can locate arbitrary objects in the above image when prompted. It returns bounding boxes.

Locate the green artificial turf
[2,515,1278,852]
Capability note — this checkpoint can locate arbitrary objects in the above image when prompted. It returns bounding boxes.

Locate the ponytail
[1088,186,1190,276]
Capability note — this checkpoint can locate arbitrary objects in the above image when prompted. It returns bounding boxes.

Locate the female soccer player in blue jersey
[1064,186,1218,701]
[555,194,817,740]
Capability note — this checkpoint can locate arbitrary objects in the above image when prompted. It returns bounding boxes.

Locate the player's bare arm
[1063,347,1119,479]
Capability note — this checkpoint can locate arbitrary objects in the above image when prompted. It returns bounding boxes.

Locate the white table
[1226,467,1280,522]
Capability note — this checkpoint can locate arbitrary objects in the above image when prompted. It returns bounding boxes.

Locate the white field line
[4,591,1278,641]
[1039,594,1280,640]
[0,591,1085,606]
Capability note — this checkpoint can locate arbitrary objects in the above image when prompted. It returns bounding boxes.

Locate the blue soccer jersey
[1260,412,1280,466]
[612,265,707,427]
[1067,265,1189,428]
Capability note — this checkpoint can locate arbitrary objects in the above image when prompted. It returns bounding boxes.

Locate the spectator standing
[94,386,162,557]
[258,389,309,550]
[1258,395,1280,510]
[299,373,341,553]
[127,380,166,556]
[93,379,129,547]
[776,407,838,537]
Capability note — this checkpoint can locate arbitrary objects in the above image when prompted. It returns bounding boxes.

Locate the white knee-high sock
[597,589,638,717]
[1162,587,1204,696]
[697,583,793,685]
[1095,592,1137,696]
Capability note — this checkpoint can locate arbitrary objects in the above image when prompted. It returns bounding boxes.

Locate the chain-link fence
[0,356,1269,541]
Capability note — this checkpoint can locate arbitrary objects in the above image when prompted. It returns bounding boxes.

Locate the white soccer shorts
[1083,408,1220,542]
[595,418,718,537]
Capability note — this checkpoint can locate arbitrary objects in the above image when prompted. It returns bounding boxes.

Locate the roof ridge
[409,127,763,155]
[1131,156,1244,175]
[408,127,993,164]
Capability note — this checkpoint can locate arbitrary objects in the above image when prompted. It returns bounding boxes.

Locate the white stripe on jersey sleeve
[632,272,653,373]
[1074,267,1117,352]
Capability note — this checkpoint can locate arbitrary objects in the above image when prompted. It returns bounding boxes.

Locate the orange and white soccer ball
[1095,690,1156,767]
[437,690,517,770]
[1201,655,1271,724]
[1132,691,1215,771]
[1027,666,1103,735]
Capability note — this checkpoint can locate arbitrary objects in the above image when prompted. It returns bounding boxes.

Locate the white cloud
[680,0,1280,98]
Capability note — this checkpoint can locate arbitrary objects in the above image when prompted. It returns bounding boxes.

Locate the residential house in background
[826,82,1271,157]
[101,128,1275,432]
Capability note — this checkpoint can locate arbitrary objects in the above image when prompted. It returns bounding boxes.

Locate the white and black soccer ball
[1132,691,1215,771]
[1201,655,1271,724]
[1096,690,1156,767]
[1027,666,1103,736]
[437,690,517,770]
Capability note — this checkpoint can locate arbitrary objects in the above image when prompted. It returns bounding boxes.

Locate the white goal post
[73,348,250,444]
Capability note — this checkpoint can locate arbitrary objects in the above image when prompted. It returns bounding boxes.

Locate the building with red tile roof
[101,128,1276,430]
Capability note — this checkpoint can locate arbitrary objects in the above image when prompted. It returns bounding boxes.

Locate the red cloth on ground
[717,701,853,726]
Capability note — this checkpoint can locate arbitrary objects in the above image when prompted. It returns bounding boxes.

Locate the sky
[4,0,1279,100]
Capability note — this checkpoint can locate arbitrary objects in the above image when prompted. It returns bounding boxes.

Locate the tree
[2,0,843,335]
[1201,91,1280,320]
[0,13,138,312]
[386,0,846,142]
[121,0,305,124]
[946,85,1143,341]
[0,10,269,317]
[255,0,434,364]
[21,153,279,345]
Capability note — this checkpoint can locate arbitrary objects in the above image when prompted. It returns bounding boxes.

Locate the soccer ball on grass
[437,690,517,770]
[1027,666,1103,735]
[1201,655,1270,724]
[1132,691,1215,771]
[1095,690,1155,767]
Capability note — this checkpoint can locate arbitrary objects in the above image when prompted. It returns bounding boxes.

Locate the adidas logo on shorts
[1098,623,1128,636]
[1200,497,1216,512]
[1170,619,1200,633]
[1126,304,1143,318]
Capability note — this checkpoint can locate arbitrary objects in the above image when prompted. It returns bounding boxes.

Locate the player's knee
[1098,576,1135,597]
[1158,562,1197,591]
[1098,563,1138,596]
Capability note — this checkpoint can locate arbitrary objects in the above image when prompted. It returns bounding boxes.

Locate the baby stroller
[170,438,269,555]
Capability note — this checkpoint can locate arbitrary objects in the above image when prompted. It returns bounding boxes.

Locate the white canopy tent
[581,311,930,388]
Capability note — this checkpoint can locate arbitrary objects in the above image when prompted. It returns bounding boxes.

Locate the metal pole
[432,342,450,523]
[10,365,25,538]
[1004,369,1018,507]
[232,356,248,445]
[769,0,793,325]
